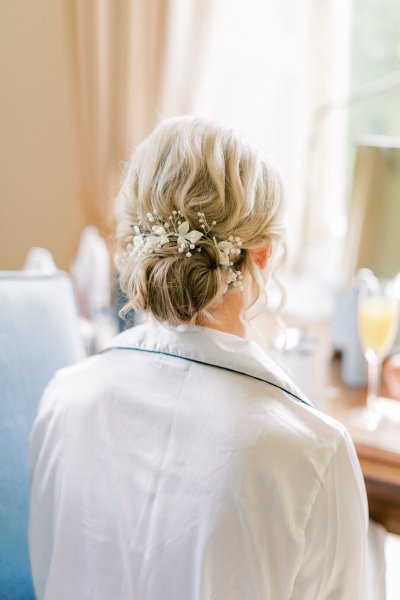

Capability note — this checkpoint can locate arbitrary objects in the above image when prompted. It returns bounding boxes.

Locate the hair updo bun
[115,116,286,326]
[119,236,230,324]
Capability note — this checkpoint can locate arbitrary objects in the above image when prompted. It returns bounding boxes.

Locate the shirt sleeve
[28,374,62,600]
[290,429,369,600]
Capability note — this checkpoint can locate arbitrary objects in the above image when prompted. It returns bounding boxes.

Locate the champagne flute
[352,275,399,430]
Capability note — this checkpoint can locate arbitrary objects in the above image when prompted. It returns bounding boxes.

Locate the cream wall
[0,1,88,270]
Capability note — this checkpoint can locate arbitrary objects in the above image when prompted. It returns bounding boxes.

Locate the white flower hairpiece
[127,209,243,293]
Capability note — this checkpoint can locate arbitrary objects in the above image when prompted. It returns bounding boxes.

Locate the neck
[200,285,250,339]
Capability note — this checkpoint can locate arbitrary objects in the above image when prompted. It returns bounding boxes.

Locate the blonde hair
[115,116,286,326]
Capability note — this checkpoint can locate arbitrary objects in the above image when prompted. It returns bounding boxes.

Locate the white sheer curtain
[161,0,353,275]
[66,0,214,236]
[67,0,352,275]
[66,0,172,234]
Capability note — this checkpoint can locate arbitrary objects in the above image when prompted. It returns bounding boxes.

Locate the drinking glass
[352,275,399,430]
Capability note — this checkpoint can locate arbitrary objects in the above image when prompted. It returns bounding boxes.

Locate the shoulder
[30,351,122,467]
[46,353,111,394]
[33,351,117,424]
[33,326,158,427]
[247,387,367,523]
[242,377,354,483]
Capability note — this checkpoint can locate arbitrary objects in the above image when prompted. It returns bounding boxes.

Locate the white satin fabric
[29,321,368,599]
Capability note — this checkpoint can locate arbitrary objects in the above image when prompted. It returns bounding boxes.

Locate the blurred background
[1,0,399,284]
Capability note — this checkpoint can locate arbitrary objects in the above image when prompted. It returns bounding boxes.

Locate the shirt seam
[293,431,346,587]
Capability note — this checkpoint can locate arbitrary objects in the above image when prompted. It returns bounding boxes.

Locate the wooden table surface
[280,329,400,535]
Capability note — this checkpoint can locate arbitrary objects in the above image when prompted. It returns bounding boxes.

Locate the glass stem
[366,349,381,411]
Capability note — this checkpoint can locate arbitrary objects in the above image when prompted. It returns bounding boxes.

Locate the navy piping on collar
[100,345,313,408]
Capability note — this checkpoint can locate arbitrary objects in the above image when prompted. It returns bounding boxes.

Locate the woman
[29,117,368,599]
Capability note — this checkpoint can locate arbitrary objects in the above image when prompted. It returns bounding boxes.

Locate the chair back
[0,271,86,599]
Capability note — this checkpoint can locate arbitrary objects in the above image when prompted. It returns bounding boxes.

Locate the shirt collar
[102,320,312,407]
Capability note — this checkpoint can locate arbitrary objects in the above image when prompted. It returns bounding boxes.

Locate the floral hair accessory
[128,209,243,293]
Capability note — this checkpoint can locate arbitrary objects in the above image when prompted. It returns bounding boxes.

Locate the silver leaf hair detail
[127,209,243,293]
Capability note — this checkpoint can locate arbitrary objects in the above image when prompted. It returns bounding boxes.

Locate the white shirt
[29,321,368,600]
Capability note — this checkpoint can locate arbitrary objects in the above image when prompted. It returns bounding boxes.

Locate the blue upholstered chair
[0,271,86,599]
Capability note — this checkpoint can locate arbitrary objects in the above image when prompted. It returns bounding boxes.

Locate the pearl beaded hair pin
[128,209,243,293]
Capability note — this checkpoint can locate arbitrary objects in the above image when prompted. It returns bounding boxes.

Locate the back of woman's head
[115,116,286,326]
